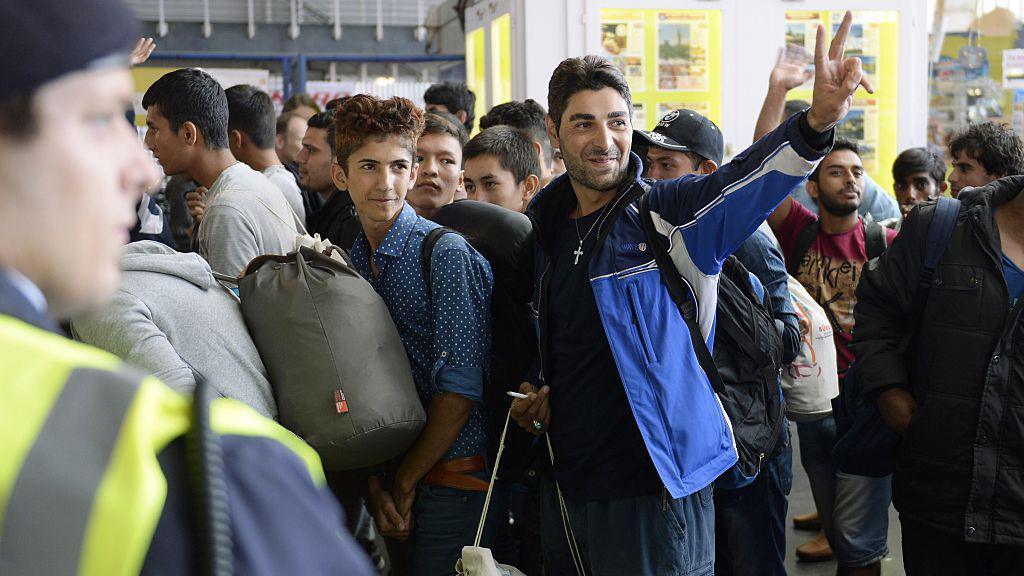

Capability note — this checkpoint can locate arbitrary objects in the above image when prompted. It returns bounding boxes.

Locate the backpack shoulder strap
[906,197,962,333]
[864,219,888,260]
[787,219,820,275]
[920,197,961,287]
[721,256,767,312]
[421,227,456,301]
[639,192,725,395]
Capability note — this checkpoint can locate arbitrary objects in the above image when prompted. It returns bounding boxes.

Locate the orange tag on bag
[334,389,349,414]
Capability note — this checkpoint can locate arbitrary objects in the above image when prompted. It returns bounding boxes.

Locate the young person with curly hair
[948,122,1024,197]
[330,94,496,576]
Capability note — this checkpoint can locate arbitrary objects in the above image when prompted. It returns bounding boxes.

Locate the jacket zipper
[757,389,787,475]
[593,182,643,252]
[969,210,1010,301]
[536,260,552,385]
[530,181,643,387]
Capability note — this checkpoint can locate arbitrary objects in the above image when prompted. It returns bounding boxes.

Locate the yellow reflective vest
[0,314,325,575]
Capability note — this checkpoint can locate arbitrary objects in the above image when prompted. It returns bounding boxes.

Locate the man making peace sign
[511,11,872,575]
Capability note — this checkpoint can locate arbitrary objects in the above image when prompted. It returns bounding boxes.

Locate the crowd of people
[2,1,1024,575]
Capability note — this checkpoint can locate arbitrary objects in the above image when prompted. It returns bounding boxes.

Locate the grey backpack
[237,245,425,471]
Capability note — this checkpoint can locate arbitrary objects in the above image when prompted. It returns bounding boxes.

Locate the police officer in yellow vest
[0,1,376,575]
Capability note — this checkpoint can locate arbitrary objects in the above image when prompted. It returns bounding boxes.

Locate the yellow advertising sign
[786,10,900,194]
[131,67,177,126]
[466,27,488,137]
[491,14,513,108]
[600,9,723,131]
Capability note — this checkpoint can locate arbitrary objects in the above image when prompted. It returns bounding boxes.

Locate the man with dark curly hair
[330,94,495,576]
[856,130,1024,576]
[948,122,1024,197]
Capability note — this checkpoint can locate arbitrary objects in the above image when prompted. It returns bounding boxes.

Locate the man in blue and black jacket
[510,12,871,575]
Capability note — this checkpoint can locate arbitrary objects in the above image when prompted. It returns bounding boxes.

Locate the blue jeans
[714,429,793,576]
[796,415,892,567]
[540,476,715,576]
[386,470,498,576]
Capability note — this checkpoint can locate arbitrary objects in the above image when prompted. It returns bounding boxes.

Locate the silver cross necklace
[573,201,612,266]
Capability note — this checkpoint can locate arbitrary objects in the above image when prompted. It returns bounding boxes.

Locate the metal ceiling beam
[333,0,342,40]
[288,0,300,38]
[415,0,426,41]
[201,0,212,37]
[157,0,169,37]
[247,0,256,38]
[376,0,384,41]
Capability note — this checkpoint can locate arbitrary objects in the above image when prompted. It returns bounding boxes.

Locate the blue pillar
[295,53,308,96]
[282,56,293,102]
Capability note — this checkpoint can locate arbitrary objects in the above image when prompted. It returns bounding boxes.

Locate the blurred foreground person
[0,1,375,574]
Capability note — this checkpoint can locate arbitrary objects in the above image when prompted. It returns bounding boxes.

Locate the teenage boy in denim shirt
[330,95,494,576]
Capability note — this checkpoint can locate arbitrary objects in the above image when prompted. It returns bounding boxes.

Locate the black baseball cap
[0,0,139,100]
[634,109,724,165]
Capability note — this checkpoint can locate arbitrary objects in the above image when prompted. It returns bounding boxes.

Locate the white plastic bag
[456,547,527,576]
[456,411,583,576]
[781,275,840,421]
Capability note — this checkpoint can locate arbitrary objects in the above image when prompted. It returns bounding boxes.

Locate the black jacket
[854,177,1024,546]
[307,189,361,252]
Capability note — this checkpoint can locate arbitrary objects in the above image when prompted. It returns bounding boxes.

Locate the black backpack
[638,192,786,487]
[422,201,538,473]
[787,217,888,276]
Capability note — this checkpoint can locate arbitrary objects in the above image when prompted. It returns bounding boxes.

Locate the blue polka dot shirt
[349,203,493,460]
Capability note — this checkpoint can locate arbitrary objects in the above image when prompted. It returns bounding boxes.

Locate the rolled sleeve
[433,365,485,402]
[428,235,493,401]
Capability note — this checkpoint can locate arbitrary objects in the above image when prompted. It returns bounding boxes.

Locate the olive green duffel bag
[237,245,425,471]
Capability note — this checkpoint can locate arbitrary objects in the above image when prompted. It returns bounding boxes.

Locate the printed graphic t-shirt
[776,201,897,375]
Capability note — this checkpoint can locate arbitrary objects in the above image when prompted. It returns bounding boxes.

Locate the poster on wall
[600,11,646,91]
[133,67,270,123]
[835,100,880,173]
[657,11,710,92]
[785,11,822,54]
[204,68,271,92]
[599,8,722,131]
[1014,90,1024,135]
[784,11,822,90]
[785,10,898,192]
[1003,49,1024,89]
[632,103,647,128]
[655,101,711,120]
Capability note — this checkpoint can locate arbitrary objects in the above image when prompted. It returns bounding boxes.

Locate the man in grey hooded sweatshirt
[71,240,276,419]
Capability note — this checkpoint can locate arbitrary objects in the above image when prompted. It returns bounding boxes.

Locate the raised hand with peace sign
[805,11,875,134]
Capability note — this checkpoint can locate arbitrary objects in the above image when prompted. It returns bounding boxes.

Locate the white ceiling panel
[124,0,446,27]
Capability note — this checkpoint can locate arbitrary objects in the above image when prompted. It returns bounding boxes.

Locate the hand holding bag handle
[458,406,585,576]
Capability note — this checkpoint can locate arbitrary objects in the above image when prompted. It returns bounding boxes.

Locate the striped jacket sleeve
[647,111,832,276]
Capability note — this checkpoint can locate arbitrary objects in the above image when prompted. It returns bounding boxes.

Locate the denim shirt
[349,203,493,459]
